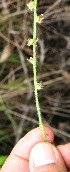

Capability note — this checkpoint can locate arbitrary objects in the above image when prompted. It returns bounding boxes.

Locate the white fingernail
[31,143,56,167]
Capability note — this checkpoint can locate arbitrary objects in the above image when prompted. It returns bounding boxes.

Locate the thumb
[29,142,67,172]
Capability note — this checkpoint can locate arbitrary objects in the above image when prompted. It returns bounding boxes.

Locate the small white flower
[27,38,38,46]
[27,1,34,11]
[27,57,34,65]
[36,14,44,24]
[27,39,34,46]
[37,82,44,90]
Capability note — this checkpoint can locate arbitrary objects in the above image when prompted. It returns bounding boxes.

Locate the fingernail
[31,143,56,167]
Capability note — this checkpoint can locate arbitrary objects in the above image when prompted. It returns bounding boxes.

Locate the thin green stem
[33,0,46,141]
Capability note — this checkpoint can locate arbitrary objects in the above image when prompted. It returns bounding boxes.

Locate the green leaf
[0,155,8,167]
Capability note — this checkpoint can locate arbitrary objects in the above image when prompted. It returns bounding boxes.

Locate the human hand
[1,126,70,172]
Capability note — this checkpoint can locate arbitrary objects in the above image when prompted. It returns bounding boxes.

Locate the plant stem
[33,0,46,141]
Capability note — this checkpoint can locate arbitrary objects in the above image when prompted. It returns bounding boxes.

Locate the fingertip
[43,125,54,143]
[12,125,54,160]
[57,143,70,170]
[1,153,29,172]
[29,142,67,172]
[1,126,54,172]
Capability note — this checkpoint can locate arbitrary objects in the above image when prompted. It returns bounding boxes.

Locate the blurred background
[0,0,70,167]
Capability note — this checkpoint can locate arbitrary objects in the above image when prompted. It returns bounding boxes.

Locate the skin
[0,126,70,172]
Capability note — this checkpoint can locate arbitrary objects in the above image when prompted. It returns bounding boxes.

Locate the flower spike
[28,0,47,142]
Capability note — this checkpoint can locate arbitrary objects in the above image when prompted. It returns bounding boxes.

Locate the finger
[57,143,70,170]
[29,142,67,172]
[1,126,54,172]
[1,154,29,172]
